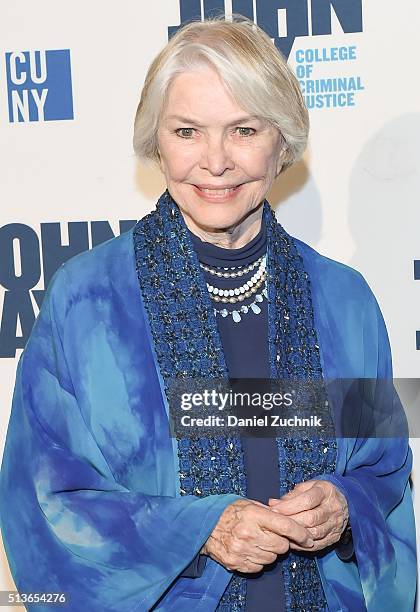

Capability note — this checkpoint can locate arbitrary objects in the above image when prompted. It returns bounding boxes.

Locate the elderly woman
[0,16,415,612]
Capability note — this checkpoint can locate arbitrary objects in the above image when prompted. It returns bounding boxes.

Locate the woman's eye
[176,128,195,138]
[236,127,256,137]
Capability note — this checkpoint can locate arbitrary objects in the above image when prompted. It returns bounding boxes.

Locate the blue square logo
[5,49,74,123]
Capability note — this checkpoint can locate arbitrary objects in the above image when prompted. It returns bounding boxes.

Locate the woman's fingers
[269,481,349,552]
[202,499,316,573]
[290,527,341,551]
[247,548,278,566]
[202,489,347,573]
[285,505,326,528]
[229,558,264,573]
[269,483,325,515]
[254,529,290,556]
[259,509,314,548]
[268,479,315,504]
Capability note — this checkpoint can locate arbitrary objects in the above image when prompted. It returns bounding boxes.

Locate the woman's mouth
[193,184,243,201]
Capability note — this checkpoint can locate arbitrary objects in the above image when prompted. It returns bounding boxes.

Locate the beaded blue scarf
[133,190,337,611]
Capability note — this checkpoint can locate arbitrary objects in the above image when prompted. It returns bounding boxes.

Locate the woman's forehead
[165,68,232,103]
[161,69,255,124]
[162,113,259,127]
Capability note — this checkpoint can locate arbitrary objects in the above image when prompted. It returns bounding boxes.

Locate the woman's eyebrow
[163,114,259,126]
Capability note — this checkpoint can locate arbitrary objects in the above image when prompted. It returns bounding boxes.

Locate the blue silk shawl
[0,193,416,611]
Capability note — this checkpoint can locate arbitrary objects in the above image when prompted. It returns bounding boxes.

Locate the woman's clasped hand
[201,479,349,573]
[200,498,313,573]
[269,480,349,552]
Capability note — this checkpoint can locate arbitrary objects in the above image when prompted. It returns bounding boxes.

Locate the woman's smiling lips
[192,183,243,201]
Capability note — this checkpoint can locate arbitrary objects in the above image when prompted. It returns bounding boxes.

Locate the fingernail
[307,539,314,547]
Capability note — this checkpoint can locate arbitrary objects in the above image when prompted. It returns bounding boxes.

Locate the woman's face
[157,66,284,236]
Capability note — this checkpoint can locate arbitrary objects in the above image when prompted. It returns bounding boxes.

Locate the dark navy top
[188,218,286,612]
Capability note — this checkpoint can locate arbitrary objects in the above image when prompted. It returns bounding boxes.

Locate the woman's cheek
[240,152,274,180]
[166,157,196,182]
[173,152,200,180]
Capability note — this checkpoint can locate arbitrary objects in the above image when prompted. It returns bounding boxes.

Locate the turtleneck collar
[187,216,267,268]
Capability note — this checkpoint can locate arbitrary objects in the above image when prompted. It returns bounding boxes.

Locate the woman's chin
[187,215,246,234]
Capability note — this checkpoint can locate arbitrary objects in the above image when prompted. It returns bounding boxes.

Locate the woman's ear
[276,146,288,176]
[275,134,288,176]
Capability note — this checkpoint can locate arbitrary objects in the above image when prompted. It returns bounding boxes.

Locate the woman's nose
[199,137,235,175]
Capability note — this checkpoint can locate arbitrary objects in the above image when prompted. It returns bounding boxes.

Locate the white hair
[133,15,309,172]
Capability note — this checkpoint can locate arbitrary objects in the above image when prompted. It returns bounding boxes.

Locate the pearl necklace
[206,256,266,303]
[201,255,267,323]
[200,256,264,278]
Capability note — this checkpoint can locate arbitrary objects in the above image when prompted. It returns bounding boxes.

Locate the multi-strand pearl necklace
[200,255,267,323]
[200,256,263,278]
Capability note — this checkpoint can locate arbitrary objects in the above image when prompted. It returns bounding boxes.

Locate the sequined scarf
[133,190,337,611]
